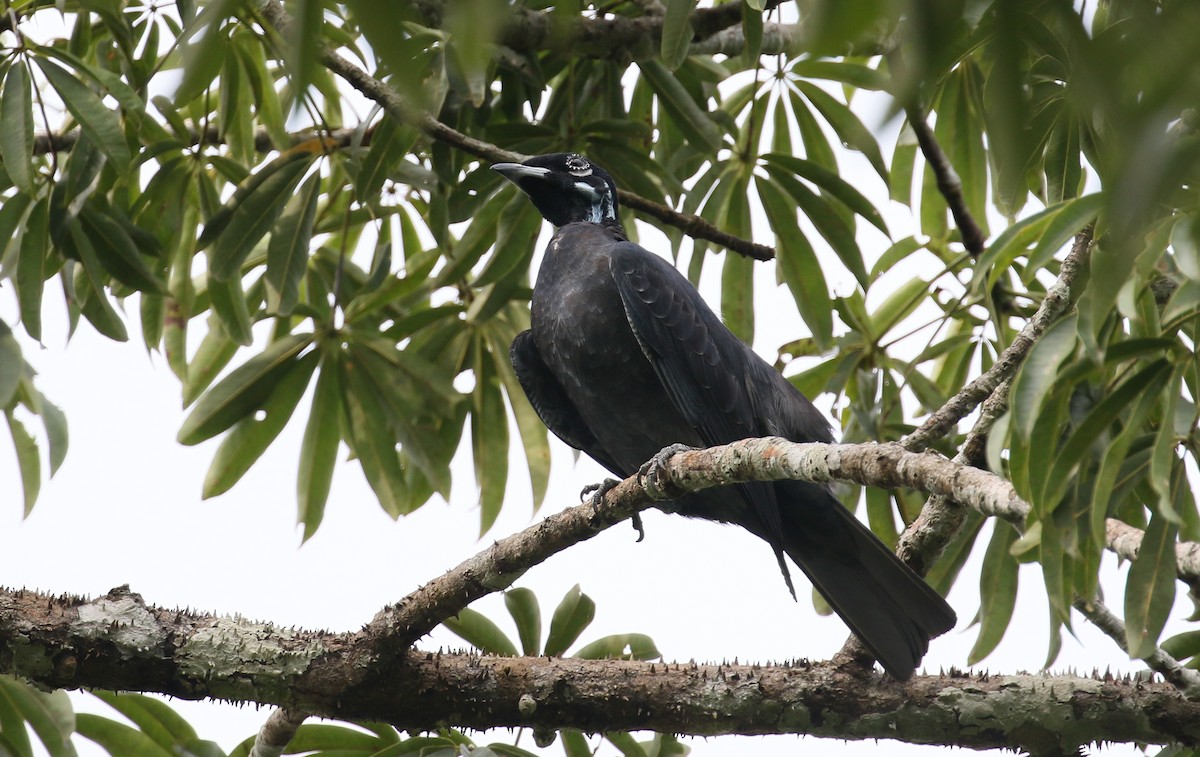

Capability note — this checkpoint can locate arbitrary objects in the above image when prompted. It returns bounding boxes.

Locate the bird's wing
[607,243,791,573]
[510,329,625,476]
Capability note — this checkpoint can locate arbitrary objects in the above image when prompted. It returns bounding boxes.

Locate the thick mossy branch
[3,586,1200,751]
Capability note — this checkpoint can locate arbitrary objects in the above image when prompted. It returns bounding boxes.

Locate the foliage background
[3,0,1200,754]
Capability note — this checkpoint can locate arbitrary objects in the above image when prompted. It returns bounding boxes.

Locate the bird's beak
[492,163,551,184]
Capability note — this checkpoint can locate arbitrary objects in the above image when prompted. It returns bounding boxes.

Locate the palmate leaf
[0,676,75,757]
[504,587,542,656]
[204,155,314,281]
[1124,508,1178,659]
[544,584,596,657]
[266,172,322,316]
[178,333,314,445]
[1,62,36,194]
[472,339,509,535]
[33,56,130,169]
[968,522,1020,665]
[443,607,520,657]
[297,349,342,542]
[202,350,319,498]
[661,0,695,70]
[638,60,722,154]
[757,176,833,349]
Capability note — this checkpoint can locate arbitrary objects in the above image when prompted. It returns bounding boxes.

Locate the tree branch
[4,586,1200,751]
[255,0,777,262]
[1073,595,1200,698]
[903,105,987,255]
[902,227,1093,452]
[249,709,308,757]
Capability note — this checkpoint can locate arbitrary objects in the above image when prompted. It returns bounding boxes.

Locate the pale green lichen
[178,617,326,684]
[75,596,161,655]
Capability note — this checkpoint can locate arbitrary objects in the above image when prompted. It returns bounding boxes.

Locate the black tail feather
[777,482,956,680]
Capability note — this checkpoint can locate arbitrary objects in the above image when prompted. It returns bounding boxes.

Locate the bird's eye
[565,154,592,177]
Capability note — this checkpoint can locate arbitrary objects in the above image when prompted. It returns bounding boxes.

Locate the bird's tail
[776,481,957,681]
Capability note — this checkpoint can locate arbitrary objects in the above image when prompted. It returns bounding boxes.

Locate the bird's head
[492,153,619,227]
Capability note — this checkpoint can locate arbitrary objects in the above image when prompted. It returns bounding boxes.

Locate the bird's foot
[581,478,620,503]
[630,512,645,542]
[581,479,646,542]
[637,443,695,500]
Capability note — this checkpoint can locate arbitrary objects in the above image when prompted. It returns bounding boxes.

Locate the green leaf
[206,273,254,346]
[91,691,196,753]
[757,177,833,349]
[341,352,408,517]
[1124,510,1178,659]
[182,315,239,406]
[661,0,695,70]
[489,325,550,510]
[869,236,924,283]
[968,522,1019,665]
[0,322,21,408]
[504,588,542,656]
[203,350,319,498]
[794,80,887,183]
[763,153,889,236]
[266,172,321,315]
[573,634,660,661]
[789,59,889,91]
[79,207,167,294]
[473,352,509,535]
[178,333,313,445]
[721,248,755,345]
[207,156,312,281]
[1041,359,1171,510]
[37,393,68,477]
[287,0,324,99]
[298,351,342,542]
[75,713,174,757]
[870,277,930,339]
[765,167,867,287]
[741,0,762,64]
[69,228,130,342]
[1025,193,1104,277]
[1,62,36,193]
[0,677,74,757]
[34,56,130,168]
[443,607,519,657]
[1010,314,1078,439]
[639,60,722,154]
[272,723,383,752]
[173,0,241,104]
[544,584,596,657]
[355,115,417,202]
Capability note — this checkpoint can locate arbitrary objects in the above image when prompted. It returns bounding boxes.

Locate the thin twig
[904,105,987,256]
[902,228,1093,452]
[1073,595,1200,699]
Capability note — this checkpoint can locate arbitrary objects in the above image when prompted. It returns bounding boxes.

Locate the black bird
[494,153,955,680]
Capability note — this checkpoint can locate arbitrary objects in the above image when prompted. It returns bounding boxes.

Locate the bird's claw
[581,478,620,503]
[637,443,695,499]
[581,479,646,542]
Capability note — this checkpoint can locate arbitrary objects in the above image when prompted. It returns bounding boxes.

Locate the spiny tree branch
[5,586,1200,751]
